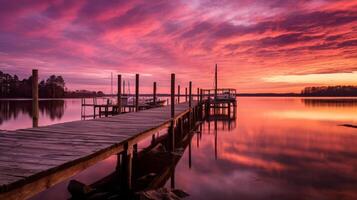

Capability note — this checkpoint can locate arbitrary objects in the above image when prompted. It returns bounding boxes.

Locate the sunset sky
[0,0,356,93]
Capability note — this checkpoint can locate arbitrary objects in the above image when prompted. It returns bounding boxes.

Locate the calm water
[1,97,357,199]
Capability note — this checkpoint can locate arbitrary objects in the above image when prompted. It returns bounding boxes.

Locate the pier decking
[0,101,199,200]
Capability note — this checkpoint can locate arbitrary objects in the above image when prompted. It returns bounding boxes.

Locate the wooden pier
[0,100,204,200]
[0,66,237,199]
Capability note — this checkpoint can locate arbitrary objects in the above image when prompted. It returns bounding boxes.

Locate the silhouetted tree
[0,70,105,98]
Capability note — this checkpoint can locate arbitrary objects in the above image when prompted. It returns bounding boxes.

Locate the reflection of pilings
[196,129,199,148]
[32,69,39,128]
[121,143,133,192]
[214,119,217,160]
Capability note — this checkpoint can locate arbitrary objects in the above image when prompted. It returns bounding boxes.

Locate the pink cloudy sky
[0,0,356,93]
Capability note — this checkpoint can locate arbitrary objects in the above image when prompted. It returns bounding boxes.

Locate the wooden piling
[135,74,139,112]
[189,82,192,108]
[177,85,180,103]
[32,69,39,128]
[185,87,188,102]
[200,89,203,103]
[170,73,175,151]
[117,75,122,113]
[215,64,218,100]
[153,82,157,105]
[197,88,199,101]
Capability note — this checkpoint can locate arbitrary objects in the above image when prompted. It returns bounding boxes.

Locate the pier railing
[201,88,237,101]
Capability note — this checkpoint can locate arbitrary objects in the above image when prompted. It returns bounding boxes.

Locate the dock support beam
[32,69,39,128]
[117,75,122,113]
[170,73,175,152]
[135,74,139,112]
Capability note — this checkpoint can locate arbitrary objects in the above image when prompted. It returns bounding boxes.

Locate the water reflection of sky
[175,97,357,200]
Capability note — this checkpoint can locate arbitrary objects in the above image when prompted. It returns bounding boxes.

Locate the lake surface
[1,97,357,199]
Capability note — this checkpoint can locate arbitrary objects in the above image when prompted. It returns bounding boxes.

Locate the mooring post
[105,99,109,117]
[185,87,188,102]
[196,88,199,120]
[170,73,175,152]
[200,89,203,120]
[177,85,180,103]
[207,90,211,118]
[32,69,39,128]
[189,81,192,129]
[196,88,199,101]
[135,74,139,112]
[153,82,157,106]
[189,82,192,108]
[117,75,122,113]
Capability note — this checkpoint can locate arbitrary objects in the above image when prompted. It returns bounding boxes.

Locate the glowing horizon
[0,0,356,93]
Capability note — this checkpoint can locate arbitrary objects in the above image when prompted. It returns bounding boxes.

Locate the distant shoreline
[2,93,357,100]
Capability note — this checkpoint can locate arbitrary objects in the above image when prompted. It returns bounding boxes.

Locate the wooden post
[215,64,218,101]
[197,88,199,101]
[200,89,203,103]
[185,87,188,102]
[207,90,211,118]
[135,74,139,112]
[170,73,175,151]
[123,80,126,96]
[117,75,122,113]
[153,82,157,106]
[200,89,203,119]
[189,82,192,108]
[32,69,39,128]
[177,85,180,103]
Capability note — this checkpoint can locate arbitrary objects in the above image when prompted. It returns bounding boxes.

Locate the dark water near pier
[1,97,357,199]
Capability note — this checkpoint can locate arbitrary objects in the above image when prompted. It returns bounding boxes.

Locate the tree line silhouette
[0,71,104,98]
[301,86,357,96]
